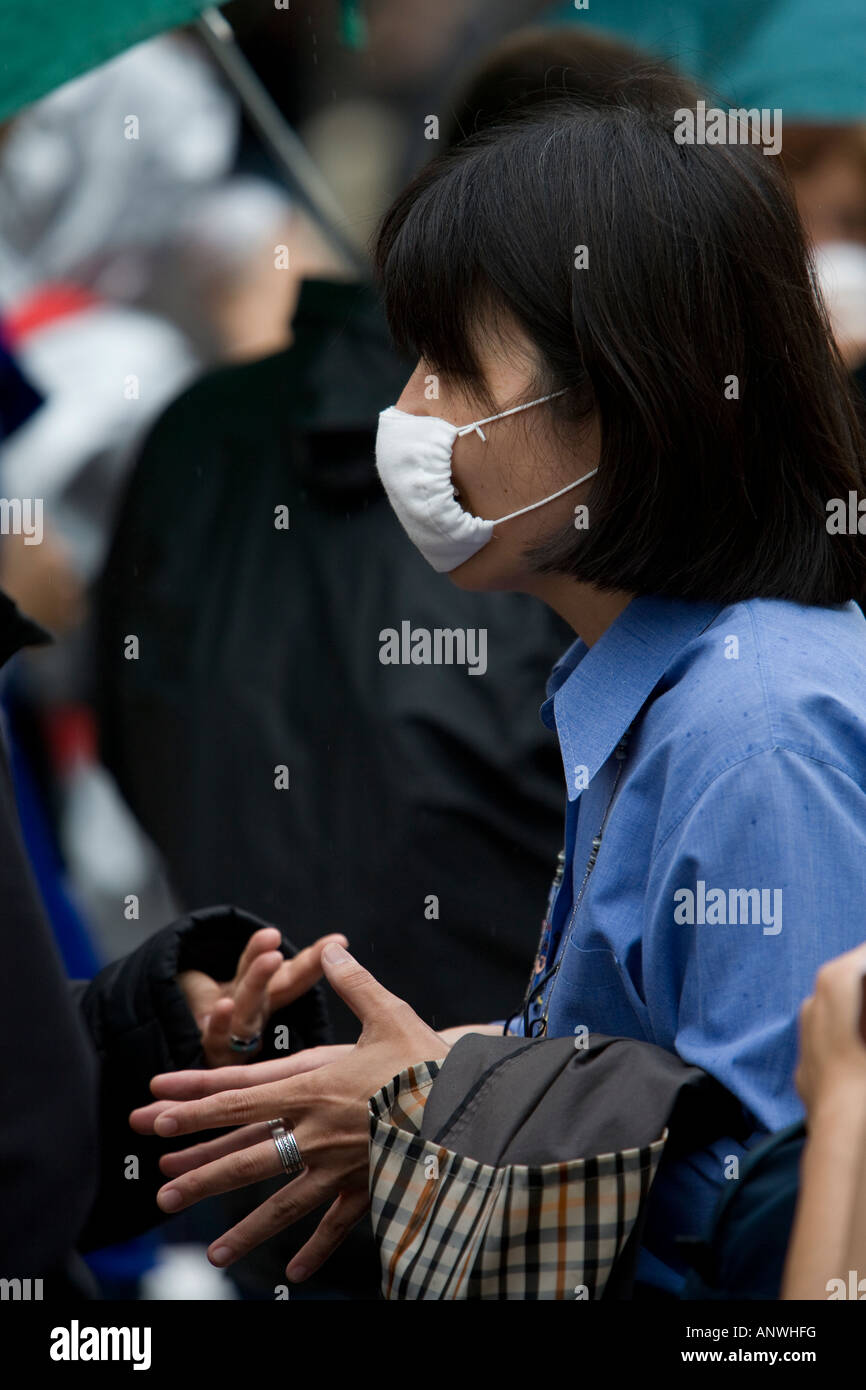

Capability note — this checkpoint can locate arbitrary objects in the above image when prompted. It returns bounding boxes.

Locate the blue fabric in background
[0,336,43,441]
[2,691,102,979]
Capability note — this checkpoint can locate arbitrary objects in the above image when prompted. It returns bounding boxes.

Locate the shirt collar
[541,595,725,800]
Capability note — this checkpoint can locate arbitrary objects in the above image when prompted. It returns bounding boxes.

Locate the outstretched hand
[136,944,448,1281]
[177,927,348,1067]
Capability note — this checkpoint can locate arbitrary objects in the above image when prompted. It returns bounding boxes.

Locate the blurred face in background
[785,126,866,368]
[786,126,866,246]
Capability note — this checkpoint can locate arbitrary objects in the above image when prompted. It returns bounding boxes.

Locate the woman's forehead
[442,314,543,403]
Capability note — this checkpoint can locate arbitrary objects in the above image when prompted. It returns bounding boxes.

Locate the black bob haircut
[374,92,866,607]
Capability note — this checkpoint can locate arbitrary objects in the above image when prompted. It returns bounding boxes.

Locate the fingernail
[158,1188,182,1212]
[322,943,348,965]
[210,1246,233,1267]
[155,1114,178,1136]
[287,1264,308,1282]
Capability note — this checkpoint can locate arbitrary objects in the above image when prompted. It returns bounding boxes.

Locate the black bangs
[372,113,577,408]
[373,152,485,384]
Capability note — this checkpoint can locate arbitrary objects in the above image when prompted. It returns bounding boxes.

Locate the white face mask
[375,390,598,573]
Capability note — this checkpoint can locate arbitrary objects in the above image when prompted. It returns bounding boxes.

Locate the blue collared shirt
[505,594,866,1292]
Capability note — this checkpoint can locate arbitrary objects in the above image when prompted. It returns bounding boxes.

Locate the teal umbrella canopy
[0,0,211,122]
[543,0,866,118]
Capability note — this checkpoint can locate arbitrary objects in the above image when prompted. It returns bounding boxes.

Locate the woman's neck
[526,576,635,647]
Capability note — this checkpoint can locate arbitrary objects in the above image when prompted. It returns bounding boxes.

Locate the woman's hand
[795,941,866,1115]
[130,1045,355,1136]
[438,1021,504,1044]
[177,927,348,1068]
[145,944,448,1281]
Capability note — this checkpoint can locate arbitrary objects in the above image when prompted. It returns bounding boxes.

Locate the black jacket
[96,277,572,1043]
[0,588,330,1296]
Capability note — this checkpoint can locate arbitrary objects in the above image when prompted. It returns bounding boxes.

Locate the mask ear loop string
[493,466,598,525]
[452,386,595,523]
[455,388,569,442]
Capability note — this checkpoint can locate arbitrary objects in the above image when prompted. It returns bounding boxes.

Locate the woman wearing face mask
[134,90,866,1298]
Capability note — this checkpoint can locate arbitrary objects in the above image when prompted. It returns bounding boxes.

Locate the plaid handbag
[368,1035,746,1300]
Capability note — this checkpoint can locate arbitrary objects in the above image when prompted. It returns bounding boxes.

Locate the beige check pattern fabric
[368,1060,668,1300]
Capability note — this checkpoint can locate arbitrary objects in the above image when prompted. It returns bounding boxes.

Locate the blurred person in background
[0,325,342,1303]
[531,1,866,386]
[0,39,209,963]
[782,125,866,381]
[150,177,345,363]
[0,33,355,1302]
[782,943,866,1300]
[0,35,236,307]
[0,30,346,965]
[229,0,540,246]
[676,942,866,1301]
[0,791,342,1302]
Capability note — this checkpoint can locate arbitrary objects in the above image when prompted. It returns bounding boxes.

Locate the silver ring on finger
[269,1120,305,1181]
[229,1032,263,1054]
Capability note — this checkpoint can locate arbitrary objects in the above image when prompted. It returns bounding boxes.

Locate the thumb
[321,943,400,1027]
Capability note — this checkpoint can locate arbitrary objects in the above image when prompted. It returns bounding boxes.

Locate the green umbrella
[543,0,866,119]
[0,0,209,123]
